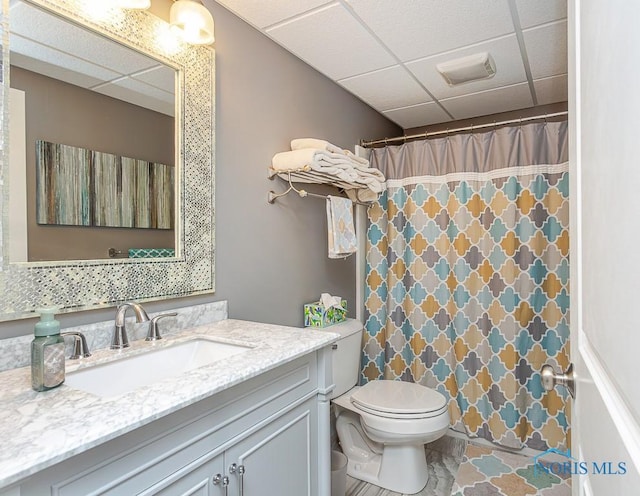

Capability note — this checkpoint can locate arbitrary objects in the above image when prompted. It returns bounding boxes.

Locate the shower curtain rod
[360,110,568,148]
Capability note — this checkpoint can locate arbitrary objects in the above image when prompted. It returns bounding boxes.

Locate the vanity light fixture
[117,0,151,9]
[170,0,215,45]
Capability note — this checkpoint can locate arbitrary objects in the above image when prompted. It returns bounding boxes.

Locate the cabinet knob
[229,463,245,495]
[212,474,229,495]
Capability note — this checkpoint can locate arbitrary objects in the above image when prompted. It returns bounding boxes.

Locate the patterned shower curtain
[363,121,570,451]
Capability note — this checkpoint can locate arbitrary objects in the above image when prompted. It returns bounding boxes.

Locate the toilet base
[348,444,429,494]
[337,411,430,494]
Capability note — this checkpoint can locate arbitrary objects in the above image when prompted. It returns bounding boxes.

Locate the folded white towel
[272,149,379,174]
[326,196,357,259]
[342,149,370,166]
[272,149,362,177]
[271,148,385,196]
[272,148,320,170]
[291,138,370,166]
[291,138,343,154]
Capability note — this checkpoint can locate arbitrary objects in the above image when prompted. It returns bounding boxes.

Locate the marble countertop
[0,319,339,489]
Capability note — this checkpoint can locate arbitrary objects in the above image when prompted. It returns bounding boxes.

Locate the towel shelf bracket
[267,175,310,204]
[267,167,371,206]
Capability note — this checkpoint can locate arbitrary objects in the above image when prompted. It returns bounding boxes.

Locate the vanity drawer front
[19,353,319,496]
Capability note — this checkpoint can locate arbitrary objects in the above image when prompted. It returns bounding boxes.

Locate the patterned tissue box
[304,300,347,328]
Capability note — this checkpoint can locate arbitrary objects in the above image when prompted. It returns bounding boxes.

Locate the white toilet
[323,320,450,494]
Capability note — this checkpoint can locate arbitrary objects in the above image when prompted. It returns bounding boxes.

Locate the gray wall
[208,1,398,326]
[0,1,399,337]
[11,67,175,262]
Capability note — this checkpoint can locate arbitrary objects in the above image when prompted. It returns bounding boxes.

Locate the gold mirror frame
[0,0,215,321]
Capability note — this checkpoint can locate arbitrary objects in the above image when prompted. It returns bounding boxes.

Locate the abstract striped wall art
[36,141,91,226]
[36,140,174,229]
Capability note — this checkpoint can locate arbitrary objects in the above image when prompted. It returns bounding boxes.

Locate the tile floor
[343,437,572,496]
[451,444,572,496]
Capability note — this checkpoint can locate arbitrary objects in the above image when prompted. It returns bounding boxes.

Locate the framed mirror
[0,0,215,321]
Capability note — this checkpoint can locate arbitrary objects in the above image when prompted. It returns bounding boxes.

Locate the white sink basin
[65,338,251,398]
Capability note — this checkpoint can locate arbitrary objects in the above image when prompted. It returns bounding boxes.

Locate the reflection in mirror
[0,0,214,320]
[9,0,177,262]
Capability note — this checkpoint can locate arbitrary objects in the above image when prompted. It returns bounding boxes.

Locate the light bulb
[170,0,215,45]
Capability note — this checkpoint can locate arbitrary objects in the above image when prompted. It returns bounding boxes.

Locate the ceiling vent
[436,52,496,86]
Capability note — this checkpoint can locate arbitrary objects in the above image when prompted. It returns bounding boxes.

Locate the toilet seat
[350,380,447,419]
[354,401,448,419]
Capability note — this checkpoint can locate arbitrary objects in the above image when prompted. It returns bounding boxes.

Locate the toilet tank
[313,319,364,399]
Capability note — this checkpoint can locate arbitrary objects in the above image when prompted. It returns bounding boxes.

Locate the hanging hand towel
[326,196,357,259]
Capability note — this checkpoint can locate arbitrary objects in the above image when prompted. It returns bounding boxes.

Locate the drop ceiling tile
[11,1,158,76]
[516,0,567,29]
[346,0,514,62]
[92,78,175,117]
[440,82,533,120]
[266,3,395,80]
[339,65,431,112]
[406,35,526,100]
[383,102,451,129]
[10,37,121,87]
[533,74,568,105]
[214,0,330,28]
[131,65,176,94]
[11,56,102,90]
[523,20,568,79]
[93,77,174,105]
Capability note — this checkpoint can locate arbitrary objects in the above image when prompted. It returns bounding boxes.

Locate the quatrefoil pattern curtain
[363,121,570,450]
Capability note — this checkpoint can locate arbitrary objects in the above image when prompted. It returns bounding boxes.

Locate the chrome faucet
[146,312,178,341]
[112,302,150,349]
[61,331,92,359]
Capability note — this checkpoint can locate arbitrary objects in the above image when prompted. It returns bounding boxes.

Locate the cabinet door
[225,399,317,496]
[141,453,226,496]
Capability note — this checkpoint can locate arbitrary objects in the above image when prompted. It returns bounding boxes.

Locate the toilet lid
[351,380,447,416]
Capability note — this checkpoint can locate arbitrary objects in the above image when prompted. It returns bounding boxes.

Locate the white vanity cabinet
[147,399,316,496]
[145,453,225,496]
[12,349,332,496]
[224,399,316,495]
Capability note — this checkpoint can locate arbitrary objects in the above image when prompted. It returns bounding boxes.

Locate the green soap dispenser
[31,307,65,391]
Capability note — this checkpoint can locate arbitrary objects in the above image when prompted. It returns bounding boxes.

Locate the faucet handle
[146,312,178,341]
[61,331,92,359]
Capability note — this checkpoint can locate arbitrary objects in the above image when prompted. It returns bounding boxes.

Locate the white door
[568,0,640,494]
